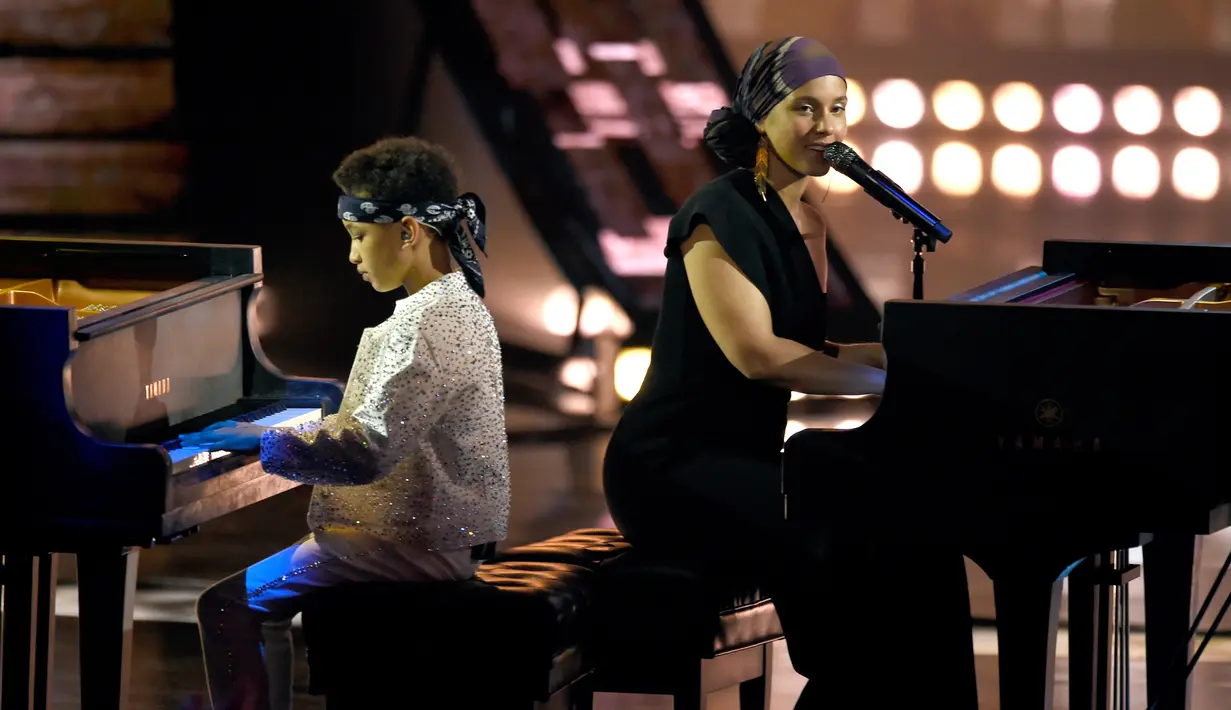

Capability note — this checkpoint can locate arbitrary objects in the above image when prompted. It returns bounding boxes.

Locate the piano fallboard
[162,456,304,541]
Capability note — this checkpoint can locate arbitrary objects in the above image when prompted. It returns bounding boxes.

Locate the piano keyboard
[166,404,322,472]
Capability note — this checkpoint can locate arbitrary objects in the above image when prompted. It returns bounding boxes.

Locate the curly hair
[332,136,459,204]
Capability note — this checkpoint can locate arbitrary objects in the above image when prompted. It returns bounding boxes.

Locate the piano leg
[0,552,57,710]
[1068,555,1112,710]
[75,548,139,710]
[1144,534,1201,710]
[32,554,57,710]
[992,573,1064,710]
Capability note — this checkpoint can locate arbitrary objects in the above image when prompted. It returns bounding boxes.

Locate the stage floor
[35,512,1231,710]
[34,604,1231,709]
[13,434,1231,708]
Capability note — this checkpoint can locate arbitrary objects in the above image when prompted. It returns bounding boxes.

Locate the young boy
[180,136,509,710]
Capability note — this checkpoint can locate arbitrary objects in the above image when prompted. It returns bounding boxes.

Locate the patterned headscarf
[338,192,488,298]
[704,37,845,167]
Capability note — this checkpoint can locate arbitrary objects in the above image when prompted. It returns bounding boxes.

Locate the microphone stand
[911,228,936,301]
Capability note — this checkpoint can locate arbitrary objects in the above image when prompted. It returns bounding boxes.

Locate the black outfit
[603,168,977,707]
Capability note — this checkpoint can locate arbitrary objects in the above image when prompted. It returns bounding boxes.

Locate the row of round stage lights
[829,79,1224,200]
[828,138,1221,200]
[849,79,1221,136]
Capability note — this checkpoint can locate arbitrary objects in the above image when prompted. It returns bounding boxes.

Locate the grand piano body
[784,240,1231,710]
[0,236,344,709]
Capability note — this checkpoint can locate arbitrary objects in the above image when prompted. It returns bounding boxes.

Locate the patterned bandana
[337,192,488,298]
[703,37,845,167]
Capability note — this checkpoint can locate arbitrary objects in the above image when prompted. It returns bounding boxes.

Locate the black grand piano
[0,236,344,709]
[785,240,1231,710]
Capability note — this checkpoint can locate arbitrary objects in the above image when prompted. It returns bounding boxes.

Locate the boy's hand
[178,421,271,452]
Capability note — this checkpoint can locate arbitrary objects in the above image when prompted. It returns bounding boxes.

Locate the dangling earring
[754,134,770,201]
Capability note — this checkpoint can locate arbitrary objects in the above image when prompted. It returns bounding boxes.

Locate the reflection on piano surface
[0,236,344,710]
[785,240,1231,710]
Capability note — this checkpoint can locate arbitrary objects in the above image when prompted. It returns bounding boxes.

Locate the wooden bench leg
[591,643,774,710]
[588,643,775,710]
[328,687,580,710]
[737,642,773,710]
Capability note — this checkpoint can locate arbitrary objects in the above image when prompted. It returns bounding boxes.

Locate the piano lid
[0,235,261,284]
[1042,240,1231,290]
[0,236,265,329]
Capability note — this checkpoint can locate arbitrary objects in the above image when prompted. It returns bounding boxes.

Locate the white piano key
[248,407,320,429]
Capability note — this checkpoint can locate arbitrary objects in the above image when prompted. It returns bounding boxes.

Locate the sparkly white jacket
[259,271,510,551]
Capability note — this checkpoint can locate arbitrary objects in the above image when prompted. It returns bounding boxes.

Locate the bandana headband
[337,192,488,298]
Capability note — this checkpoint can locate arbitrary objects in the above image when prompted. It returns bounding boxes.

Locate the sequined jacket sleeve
[258,309,466,486]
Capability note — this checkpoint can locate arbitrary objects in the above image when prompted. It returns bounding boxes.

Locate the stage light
[1113,85,1162,136]
[559,357,597,391]
[1174,86,1222,137]
[932,80,984,131]
[553,38,587,76]
[542,286,579,336]
[991,144,1042,197]
[1111,146,1160,199]
[871,140,923,192]
[872,79,925,129]
[992,82,1043,132]
[579,289,630,338]
[1051,146,1101,199]
[1172,147,1220,201]
[931,141,983,197]
[845,78,867,126]
[1052,84,1102,134]
[568,80,629,117]
[614,347,652,402]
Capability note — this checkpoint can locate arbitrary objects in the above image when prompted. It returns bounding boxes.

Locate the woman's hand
[178,421,271,452]
[836,342,887,370]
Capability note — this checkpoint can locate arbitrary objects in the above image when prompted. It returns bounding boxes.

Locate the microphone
[822,142,953,244]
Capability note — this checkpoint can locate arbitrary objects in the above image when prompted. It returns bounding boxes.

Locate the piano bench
[301,560,594,709]
[490,527,632,566]
[494,529,782,710]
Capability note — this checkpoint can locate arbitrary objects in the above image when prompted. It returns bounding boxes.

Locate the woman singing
[602,37,977,707]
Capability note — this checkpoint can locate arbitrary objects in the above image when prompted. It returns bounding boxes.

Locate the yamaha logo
[994,399,1099,451]
[1034,399,1064,428]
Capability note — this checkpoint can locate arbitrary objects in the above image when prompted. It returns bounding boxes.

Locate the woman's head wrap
[703,37,845,167]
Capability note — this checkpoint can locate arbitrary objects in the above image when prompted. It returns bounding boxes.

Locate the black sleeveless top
[606,168,829,471]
